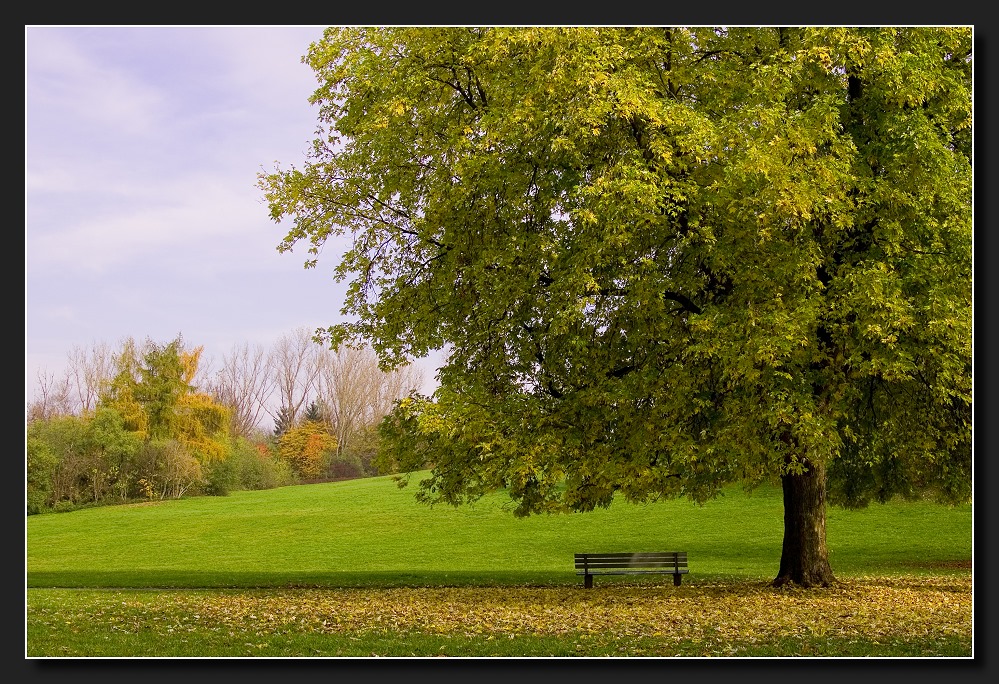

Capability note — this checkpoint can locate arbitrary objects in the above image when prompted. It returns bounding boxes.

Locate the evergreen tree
[273,405,295,438]
[303,400,325,424]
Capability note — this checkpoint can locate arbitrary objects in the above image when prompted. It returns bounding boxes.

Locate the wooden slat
[574,565,688,568]
[575,552,686,572]
[576,551,688,587]
[574,551,688,575]
[575,552,684,557]
[575,556,685,562]
[575,570,688,575]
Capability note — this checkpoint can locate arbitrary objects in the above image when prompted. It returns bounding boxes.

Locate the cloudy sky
[26,25,444,406]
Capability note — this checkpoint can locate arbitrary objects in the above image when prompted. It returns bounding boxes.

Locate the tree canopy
[101,336,231,463]
[259,27,972,586]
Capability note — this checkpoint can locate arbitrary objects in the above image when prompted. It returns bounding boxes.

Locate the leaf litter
[30,574,971,650]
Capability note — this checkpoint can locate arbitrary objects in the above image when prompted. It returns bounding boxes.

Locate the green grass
[27,473,972,588]
[26,474,974,657]
[28,577,974,658]
[27,591,971,658]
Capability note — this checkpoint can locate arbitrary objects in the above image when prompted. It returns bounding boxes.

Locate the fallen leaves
[29,574,972,650]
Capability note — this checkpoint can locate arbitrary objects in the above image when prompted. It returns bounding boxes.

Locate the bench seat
[575,551,688,588]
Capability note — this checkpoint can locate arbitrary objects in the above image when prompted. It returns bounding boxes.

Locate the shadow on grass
[28,570,581,589]
[33,566,969,591]
[27,569,772,590]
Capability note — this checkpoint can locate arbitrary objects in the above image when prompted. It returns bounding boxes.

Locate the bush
[28,415,90,507]
[203,456,238,496]
[135,439,203,499]
[233,440,297,490]
[328,452,365,481]
[277,421,336,480]
[259,454,297,489]
[342,425,381,477]
[27,436,58,514]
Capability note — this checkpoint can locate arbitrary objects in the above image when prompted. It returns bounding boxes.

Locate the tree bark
[773,457,836,587]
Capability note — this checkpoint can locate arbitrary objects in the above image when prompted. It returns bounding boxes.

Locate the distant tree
[303,399,325,423]
[26,368,73,423]
[277,420,336,480]
[132,337,189,439]
[65,340,116,416]
[28,415,89,506]
[207,341,275,438]
[27,340,115,423]
[82,406,142,503]
[100,335,231,483]
[268,326,322,428]
[262,27,972,587]
[174,390,231,464]
[314,344,423,459]
[26,433,58,514]
[28,336,235,509]
[272,405,295,438]
[100,336,150,435]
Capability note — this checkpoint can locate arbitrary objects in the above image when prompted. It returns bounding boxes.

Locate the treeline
[26,327,423,514]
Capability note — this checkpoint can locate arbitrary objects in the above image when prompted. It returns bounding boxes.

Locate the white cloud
[26,26,329,277]
[26,28,170,140]
[24,26,416,407]
[29,173,262,274]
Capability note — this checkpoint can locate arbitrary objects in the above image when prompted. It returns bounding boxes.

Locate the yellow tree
[278,420,337,480]
[101,337,148,437]
[100,336,233,493]
[175,345,231,463]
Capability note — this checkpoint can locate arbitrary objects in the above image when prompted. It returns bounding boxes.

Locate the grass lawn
[26,474,974,657]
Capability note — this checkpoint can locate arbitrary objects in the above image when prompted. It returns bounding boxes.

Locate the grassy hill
[26,473,972,588]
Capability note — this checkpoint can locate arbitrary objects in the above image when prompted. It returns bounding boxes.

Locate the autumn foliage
[27,574,972,656]
[278,420,337,480]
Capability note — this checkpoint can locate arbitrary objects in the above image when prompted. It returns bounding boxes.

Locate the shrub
[203,455,239,496]
[26,436,58,514]
[328,451,365,481]
[135,439,203,499]
[277,421,336,480]
[342,424,381,477]
[232,439,296,490]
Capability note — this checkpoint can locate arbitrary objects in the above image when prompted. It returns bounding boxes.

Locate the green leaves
[261,27,971,517]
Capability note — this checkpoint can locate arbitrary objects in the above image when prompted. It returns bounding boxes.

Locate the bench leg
[674,573,682,587]
[584,574,593,589]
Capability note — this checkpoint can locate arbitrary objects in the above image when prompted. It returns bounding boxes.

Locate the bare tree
[206,341,275,438]
[315,344,423,456]
[26,368,73,422]
[268,326,322,428]
[316,345,372,455]
[65,340,115,415]
[371,358,424,419]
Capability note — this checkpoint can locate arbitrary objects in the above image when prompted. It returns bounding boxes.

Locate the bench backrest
[574,552,687,571]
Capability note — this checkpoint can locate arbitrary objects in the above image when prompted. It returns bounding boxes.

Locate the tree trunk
[773,457,836,588]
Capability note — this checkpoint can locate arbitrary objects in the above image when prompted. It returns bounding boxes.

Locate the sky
[25,25,444,408]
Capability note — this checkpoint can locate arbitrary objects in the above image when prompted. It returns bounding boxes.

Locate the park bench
[575,551,688,588]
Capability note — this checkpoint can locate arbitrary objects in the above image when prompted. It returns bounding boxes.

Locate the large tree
[259,27,972,587]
